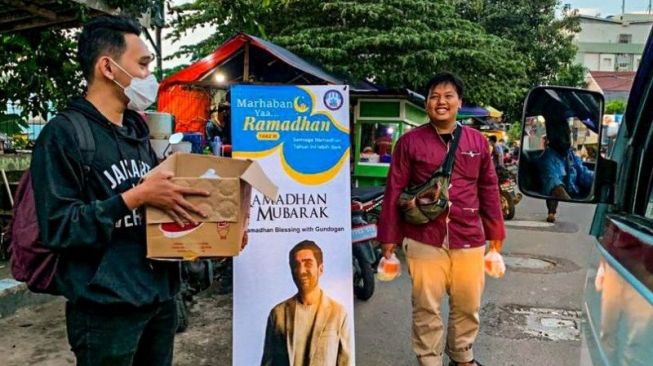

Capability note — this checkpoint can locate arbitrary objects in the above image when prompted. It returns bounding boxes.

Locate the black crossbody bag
[397,126,462,225]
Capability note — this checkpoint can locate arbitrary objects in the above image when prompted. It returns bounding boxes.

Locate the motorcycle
[350,186,384,301]
[497,165,522,220]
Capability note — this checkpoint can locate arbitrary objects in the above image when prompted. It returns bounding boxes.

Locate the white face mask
[110,59,159,111]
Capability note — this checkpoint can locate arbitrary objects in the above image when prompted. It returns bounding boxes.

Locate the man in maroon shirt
[377,72,505,366]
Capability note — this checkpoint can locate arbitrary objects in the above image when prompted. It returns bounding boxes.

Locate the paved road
[355,196,596,366]
[0,196,596,365]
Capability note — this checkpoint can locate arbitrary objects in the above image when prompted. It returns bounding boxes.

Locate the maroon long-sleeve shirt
[377,124,505,249]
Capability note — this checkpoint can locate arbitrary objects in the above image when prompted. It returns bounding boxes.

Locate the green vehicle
[518,82,653,365]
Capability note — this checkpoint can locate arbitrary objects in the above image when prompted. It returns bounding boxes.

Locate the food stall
[352,94,427,187]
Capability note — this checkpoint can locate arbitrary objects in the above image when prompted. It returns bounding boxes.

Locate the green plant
[605,99,626,114]
[507,121,522,143]
[0,114,28,136]
[11,134,29,150]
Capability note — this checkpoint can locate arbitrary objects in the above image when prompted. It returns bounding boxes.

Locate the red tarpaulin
[158,85,210,133]
[157,35,249,132]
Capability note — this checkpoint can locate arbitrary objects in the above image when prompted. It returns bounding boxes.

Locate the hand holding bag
[397,126,462,225]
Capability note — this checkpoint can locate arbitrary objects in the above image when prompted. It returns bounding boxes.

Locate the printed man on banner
[262,240,352,366]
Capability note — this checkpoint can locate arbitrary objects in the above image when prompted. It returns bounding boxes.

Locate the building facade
[575,14,653,72]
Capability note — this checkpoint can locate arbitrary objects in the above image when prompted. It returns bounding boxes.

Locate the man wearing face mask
[538,112,595,222]
[30,16,210,365]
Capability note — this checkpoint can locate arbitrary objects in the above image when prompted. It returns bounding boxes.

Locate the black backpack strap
[59,111,95,176]
[440,124,463,176]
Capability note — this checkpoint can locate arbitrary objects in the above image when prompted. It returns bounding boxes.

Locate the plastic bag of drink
[484,249,505,278]
[377,253,401,281]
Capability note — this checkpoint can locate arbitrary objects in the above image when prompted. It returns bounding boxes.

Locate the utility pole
[622,0,626,16]
[141,0,165,80]
[156,0,163,80]
[649,0,652,14]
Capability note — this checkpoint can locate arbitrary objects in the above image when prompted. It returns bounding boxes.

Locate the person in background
[204,98,235,292]
[510,140,520,164]
[360,146,380,163]
[206,100,231,155]
[540,134,548,149]
[539,114,594,223]
[488,135,504,169]
[498,138,507,155]
[577,145,589,162]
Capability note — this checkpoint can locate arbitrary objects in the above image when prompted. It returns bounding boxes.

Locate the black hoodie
[31,97,179,309]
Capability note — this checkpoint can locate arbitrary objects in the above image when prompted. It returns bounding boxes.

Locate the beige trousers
[403,238,486,366]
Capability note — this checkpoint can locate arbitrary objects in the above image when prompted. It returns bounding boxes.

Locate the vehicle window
[359,122,397,164]
[644,167,653,220]
[646,189,653,219]
[634,121,653,218]
[601,87,653,296]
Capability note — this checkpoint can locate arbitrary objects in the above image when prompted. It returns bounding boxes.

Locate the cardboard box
[146,153,278,260]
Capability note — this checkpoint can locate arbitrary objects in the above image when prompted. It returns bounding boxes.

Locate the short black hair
[78,16,142,82]
[425,72,464,99]
[289,240,323,267]
[488,135,497,143]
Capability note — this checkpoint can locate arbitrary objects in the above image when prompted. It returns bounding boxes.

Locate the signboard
[232,85,354,366]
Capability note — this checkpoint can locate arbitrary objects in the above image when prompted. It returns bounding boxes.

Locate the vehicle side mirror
[518,86,607,203]
[161,132,185,158]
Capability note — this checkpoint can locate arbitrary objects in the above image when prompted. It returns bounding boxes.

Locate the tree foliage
[276,1,528,109]
[1,0,584,126]
[0,0,157,121]
[0,114,28,136]
[166,0,280,61]
[454,0,584,119]
[105,0,161,18]
[605,99,626,114]
[169,0,530,116]
[507,121,522,143]
[455,0,583,87]
[0,29,83,120]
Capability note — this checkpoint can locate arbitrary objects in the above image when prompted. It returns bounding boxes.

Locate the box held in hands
[145,152,278,260]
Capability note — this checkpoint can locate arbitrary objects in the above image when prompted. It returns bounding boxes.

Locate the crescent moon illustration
[293,96,309,113]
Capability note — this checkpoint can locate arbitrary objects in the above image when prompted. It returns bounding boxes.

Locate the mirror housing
[161,132,185,158]
[168,132,184,145]
[518,86,616,204]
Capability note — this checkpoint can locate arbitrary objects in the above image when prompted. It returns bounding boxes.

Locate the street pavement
[0,196,596,365]
[356,196,596,366]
